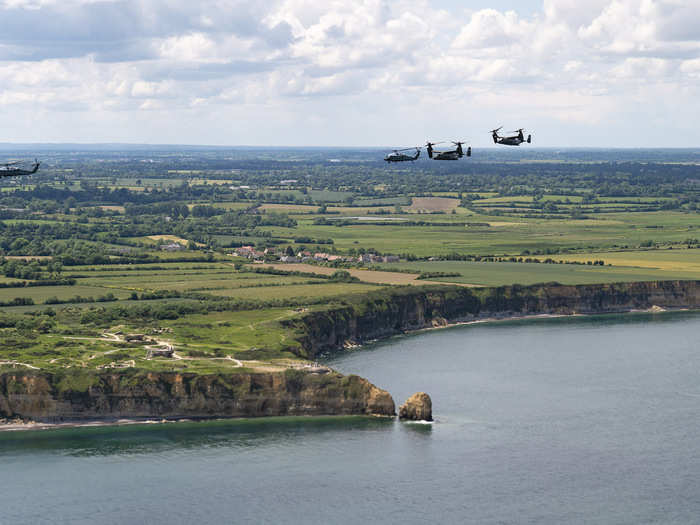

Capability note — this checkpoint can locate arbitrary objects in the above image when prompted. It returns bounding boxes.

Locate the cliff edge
[283,280,700,357]
[0,370,395,423]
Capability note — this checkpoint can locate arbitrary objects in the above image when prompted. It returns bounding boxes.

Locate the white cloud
[158,34,217,61]
[0,0,698,145]
[453,9,530,49]
[611,56,674,78]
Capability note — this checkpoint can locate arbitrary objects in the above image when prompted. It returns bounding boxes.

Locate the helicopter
[0,159,40,177]
[490,127,531,146]
[384,147,421,163]
[426,141,471,160]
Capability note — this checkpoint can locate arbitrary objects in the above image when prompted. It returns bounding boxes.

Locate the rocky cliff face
[284,281,700,357]
[399,392,432,421]
[0,370,395,423]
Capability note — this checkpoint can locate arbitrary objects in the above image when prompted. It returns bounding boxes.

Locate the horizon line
[0,142,699,151]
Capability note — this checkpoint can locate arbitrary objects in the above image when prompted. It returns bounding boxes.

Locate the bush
[329,270,358,282]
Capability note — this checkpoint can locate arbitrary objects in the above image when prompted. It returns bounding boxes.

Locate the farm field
[0,262,347,310]
[210,202,251,210]
[78,274,326,292]
[374,260,700,286]
[260,263,455,286]
[406,197,460,213]
[207,282,382,300]
[0,297,202,314]
[65,262,233,273]
[554,248,700,271]
[0,285,133,303]
[259,203,319,213]
[264,211,700,257]
[145,235,205,246]
[327,205,394,215]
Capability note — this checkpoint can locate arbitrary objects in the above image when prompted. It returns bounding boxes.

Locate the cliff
[4,280,698,424]
[0,369,395,423]
[283,280,700,357]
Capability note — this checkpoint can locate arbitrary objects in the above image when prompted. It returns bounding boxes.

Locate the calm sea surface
[2,312,700,524]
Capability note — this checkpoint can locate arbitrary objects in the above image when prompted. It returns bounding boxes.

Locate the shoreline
[360,305,695,345]
[2,303,698,434]
[0,413,394,433]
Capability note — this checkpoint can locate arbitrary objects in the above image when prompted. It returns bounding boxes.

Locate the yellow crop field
[259,203,319,213]
[556,249,700,272]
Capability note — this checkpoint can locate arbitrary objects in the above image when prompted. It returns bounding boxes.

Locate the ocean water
[2,312,700,524]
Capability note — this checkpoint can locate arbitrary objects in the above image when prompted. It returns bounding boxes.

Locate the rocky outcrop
[0,370,395,423]
[399,392,432,421]
[283,281,700,357]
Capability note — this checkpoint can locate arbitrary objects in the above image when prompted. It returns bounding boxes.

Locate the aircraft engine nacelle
[527,135,532,144]
[467,147,472,157]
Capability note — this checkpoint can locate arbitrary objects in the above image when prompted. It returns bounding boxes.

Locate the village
[156,238,401,264]
[229,245,400,265]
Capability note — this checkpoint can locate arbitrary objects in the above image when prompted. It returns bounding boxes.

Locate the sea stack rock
[399,392,432,421]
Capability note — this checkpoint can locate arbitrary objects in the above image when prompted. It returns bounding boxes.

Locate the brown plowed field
[406,197,460,213]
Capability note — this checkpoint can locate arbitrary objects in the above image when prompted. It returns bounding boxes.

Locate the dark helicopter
[0,159,40,177]
[384,147,421,163]
[491,127,531,146]
[426,141,471,160]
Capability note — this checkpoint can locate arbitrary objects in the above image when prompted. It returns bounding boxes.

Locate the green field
[555,248,700,272]
[207,282,381,300]
[76,271,324,292]
[375,260,700,286]
[0,285,133,303]
[163,309,300,356]
[259,210,700,257]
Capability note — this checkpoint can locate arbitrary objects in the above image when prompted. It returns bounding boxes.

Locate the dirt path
[0,361,40,370]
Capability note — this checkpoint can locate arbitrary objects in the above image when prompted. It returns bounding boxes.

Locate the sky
[1,0,699,147]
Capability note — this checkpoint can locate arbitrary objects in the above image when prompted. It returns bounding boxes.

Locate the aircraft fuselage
[385,153,419,162]
[0,162,40,177]
[433,151,461,160]
[498,137,523,146]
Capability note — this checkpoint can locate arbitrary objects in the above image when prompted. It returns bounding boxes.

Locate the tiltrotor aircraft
[0,159,40,177]
[426,141,471,160]
[384,147,421,163]
[491,127,531,146]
